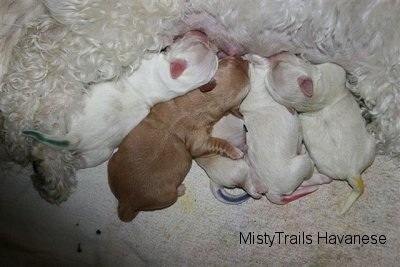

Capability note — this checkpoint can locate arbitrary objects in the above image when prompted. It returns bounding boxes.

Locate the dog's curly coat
[0,0,186,203]
[1,0,399,203]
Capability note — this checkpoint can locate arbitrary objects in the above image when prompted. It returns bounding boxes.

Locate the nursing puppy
[21,31,218,203]
[186,1,400,156]
[265,52,375,214]
[237,54,331,205]
[201,54,330,205]
[108,57,250,222]
[195,114,267,204]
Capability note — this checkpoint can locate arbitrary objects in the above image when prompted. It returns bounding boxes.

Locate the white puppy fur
[195,114,267,204]
[21,31,218,203]
[265,52,375,214]
[198,56,333,205]
[238,54,330,205]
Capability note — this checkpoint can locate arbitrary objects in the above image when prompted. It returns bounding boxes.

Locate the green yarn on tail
[22,130,70,148]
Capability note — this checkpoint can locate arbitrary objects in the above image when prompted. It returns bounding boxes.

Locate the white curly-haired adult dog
[1,0,400,204]
[186,0,400,155]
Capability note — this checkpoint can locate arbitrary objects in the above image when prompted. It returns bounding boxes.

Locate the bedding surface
[0,155,399,266]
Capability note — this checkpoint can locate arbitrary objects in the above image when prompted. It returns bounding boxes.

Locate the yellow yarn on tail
[340,175,365,215]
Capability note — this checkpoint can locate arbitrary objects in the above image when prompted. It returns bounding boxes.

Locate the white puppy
[239,54,330,205]
[265,52,375,214]
[195,114,267,204]
[22,30,218,202]
[199,55,331,205]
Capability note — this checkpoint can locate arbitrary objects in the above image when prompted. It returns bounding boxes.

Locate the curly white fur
[1,0,400,204]
[2,0,185,161]
[0,0,186,203]
[0,0,44,81]
[187,0,400,154]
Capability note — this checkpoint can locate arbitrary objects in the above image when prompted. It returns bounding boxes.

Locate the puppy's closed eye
[199,79,217,92]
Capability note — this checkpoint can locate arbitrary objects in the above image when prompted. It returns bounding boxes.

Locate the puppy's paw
[177,184,186,197]
[254,180,268,195]
[202,137,244,160]
[238,143,248,153]
[227,147,244,160]
[246,178,268,199]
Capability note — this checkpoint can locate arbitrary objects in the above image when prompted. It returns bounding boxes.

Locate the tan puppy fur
[108,57,250,222]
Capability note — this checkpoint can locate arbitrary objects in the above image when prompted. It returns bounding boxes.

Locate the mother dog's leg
[30,144,78,204]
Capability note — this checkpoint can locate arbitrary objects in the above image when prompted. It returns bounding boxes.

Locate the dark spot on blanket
[96,229,102,235]
[77,242,82,253]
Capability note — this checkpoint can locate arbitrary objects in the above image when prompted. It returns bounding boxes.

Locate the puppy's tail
[210,181,251,205]
[340,174,365,215]
[22,130,79,149]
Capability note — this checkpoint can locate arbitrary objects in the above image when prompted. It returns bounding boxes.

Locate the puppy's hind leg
[286,154,315,190]
[118,202,139,222]
[274,154,317,204]
[300,171,332,187]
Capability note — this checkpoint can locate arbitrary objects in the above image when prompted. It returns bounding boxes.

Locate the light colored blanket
[0,155,399,266]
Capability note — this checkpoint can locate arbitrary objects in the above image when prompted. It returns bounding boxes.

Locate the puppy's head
[200,57,250,112]
[161,30,218,92]
[265,52,347,112]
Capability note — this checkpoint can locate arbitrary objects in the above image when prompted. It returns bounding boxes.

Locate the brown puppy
[108,57,250,222]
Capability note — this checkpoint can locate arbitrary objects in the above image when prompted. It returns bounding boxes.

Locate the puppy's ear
[170,58,187,79]
[298,75,313,97]
[199,79,217,92]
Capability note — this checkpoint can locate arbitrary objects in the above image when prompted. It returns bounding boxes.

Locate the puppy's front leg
[191,136,244,160]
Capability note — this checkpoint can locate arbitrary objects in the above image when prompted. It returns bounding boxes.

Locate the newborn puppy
[239,54,331,205]
[265,52,375,214]
[108,57,250,222]
[195,114,268,204]
[22,30,218,169]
